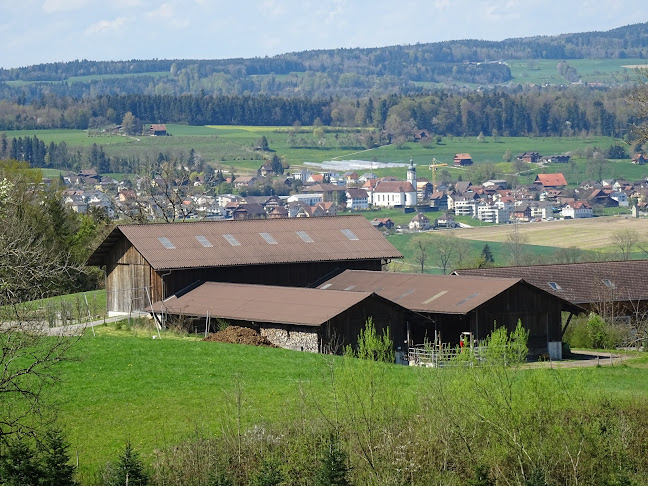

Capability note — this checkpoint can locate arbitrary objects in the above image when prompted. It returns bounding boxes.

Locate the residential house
[287,193,324,206]
[118,190,138,203]
[453,153,473,166]
[587,189,619,207]
[234,176,260,189]
[512,204,532,222]
[371,218,394,230]
[409,213,431,231]
[534,173,567,189]
[610,191,629,207]
[476,201,509,224]
[454,198,478,217]
[342,172,359,183]
[518,151,541,163]
[434,212,457,228]
[216,194,241,207]
[345,188,369,210]
[632,154,647,165]
[562,201,593,218]
[359,172,377,183]
[529,201,554,220]
[429,191,448,211]
[64,194,88,214]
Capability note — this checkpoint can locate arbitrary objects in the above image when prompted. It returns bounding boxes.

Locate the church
[370,159,418,207]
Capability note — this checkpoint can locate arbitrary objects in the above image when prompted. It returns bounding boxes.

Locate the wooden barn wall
[158,259,382,298]
[323,295,406,354]
[105,239,152,313]
[404,283,566,352]
[469,284,564,347]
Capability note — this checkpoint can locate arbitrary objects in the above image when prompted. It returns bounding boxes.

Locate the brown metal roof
[455,260,648,305]
[87,215,402,270]
[148,282,383,327]
[318,270,581,314]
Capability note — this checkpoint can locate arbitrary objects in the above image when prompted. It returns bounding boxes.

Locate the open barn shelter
[319,270,583,359]
[87,216,402,315]
[148,282,407,354]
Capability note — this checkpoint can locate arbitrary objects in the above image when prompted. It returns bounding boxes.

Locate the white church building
[370,160,418,207]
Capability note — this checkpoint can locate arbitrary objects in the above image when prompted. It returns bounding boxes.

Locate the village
[58,141,648,232]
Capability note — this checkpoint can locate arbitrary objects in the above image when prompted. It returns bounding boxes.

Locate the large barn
[148,282,407,355]
[87,216,402,315]
[318,270,583,359]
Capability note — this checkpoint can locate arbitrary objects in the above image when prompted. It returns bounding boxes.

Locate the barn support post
[145,286,164,336]
[83,293,95,337]
[205,311,210,338]
[561,312,574,340]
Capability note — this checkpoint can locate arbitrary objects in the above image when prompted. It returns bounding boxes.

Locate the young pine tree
[314,435,351,486]
[39,428,77,486]
[103,440,149,486]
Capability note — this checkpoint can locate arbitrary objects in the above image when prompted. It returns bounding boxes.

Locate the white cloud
[85,17,129,35]
[147,2,174,19]
[42,0,87,13]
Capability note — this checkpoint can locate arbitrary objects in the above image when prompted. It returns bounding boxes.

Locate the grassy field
[49,323,648,481]
[386,231,575,272]
[453,215,648,251]
[506,58,647,85]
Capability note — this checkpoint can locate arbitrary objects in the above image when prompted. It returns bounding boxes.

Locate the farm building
[318,270,583,359]
[148,282,407,355]
[453,153,473,166]
[149,124,167,136]
[87,216,402,315]
[455,260,648,322]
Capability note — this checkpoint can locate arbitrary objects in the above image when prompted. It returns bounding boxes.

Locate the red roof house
[534,173,567,188]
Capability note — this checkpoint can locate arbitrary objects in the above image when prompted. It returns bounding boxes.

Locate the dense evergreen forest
[0,87,635,139]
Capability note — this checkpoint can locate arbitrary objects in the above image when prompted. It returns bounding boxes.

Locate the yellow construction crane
[428,158,448,192]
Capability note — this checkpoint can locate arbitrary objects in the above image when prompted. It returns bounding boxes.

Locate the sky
[1,0,646,69]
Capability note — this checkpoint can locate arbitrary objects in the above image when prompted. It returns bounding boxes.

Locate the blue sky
[1,0,646,69]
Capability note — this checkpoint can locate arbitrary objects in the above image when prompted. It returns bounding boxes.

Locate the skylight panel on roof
[157,237,176,249]
[223,234,241,246]
[602,279,615,288]
[296,231,314,243]
[341,229,359,241]
[259,232,278,245]
[196,235,213,247]
[548,282,562,291]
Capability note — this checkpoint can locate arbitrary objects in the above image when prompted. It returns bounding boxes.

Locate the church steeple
[407,157,417,189]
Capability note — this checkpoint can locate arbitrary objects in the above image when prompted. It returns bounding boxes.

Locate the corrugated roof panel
[341,229,359,241]
[259,232,278,245]
[223,234,241,247]
[158,237,176,249]
[195,235,213,248]
[296,231,314,243]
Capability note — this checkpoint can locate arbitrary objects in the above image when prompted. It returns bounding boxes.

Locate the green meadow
[506,58,647,85]
[5,125,635,183]
[49,323,648,481]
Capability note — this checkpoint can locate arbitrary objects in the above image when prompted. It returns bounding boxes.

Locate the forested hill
[1,22,647,99]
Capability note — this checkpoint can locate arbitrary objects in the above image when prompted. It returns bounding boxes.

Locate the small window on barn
[157,237,176,249]
[223,234,241,246]
[602,279,616,288]
[296,231,314,243]
[341,229,359,240]
[195,235,213,247]
[548,282,562,291]
[259,232,278,245]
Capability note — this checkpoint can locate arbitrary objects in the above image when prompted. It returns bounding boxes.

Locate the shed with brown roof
[319,270,582,358]
[149,282,407,353]
[87,216,402,315]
